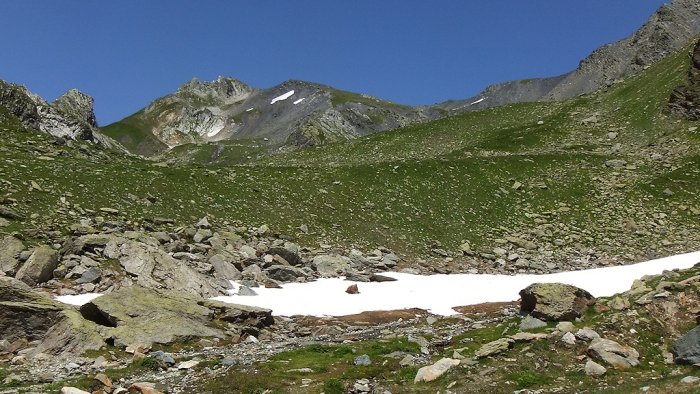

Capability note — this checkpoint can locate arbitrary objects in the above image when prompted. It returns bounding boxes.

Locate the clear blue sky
[2,1,669,125]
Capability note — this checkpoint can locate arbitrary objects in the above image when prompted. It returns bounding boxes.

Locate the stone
[15,245,59,286]
[76,267,102,284]
[474,338,514,358]
[78,286,272,348]
[210,254,242,281]
[561,332,576,345]
[267,243,302,266]
[196,217,211,228]
[519,315,547,331]
[509,332,548,342]
[150,350,175,366]
[0,276,64,341]
[605,159,628,168]
[608,296,630,311]
[94,373,112,388]
[239,245,257,259]
[128,382,164,394]
[238,286,258,296]
[584,360,607,376]
[587,338,639,369]
[556,321,576,333]
[414,358,460,383]
[178,359,200,369]
[369,273,397,282]
[346,284,359,294]
[312,254,350,277]
[400,354,416,366]
[681,376,700,384]
[672,325,700,364]
[61,388,91,394]
[519,283,595,321]
[0,206,22,220]
[575,327,601,342]
[0,236,24,276]
[353,354,371,366]
[266,265,305,282]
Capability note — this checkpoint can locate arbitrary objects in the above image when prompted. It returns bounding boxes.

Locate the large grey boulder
[588,338,639,369]
[671,325,700,364]
[209,254,242,281]
[116,241,226,298]
[474,338,514,359]
[267,242,302,266]
[0,276,63,341]
[312,254,350,277]
[15,245,59,286]
[78,286,273,348]
[519,283,595,321]
[0,236,24,275]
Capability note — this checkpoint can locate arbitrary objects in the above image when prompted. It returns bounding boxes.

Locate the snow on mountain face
[270,90,295,104]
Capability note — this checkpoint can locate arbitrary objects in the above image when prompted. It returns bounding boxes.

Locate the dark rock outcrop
[519,282,595,321]
[669,40,700,120]
[671,325,700,364]
[0,277,64,341]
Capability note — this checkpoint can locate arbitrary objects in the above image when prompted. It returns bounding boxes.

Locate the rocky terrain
[1,1,700,392]
[102,77,443,156]
[439,0,700,113]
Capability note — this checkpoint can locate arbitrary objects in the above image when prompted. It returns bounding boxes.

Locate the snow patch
[469,97,487,106]
[246,108,255,112]
[293,98,305,105]
[212,251,700,317]
[55,293,102,306]
[270,90,295,104]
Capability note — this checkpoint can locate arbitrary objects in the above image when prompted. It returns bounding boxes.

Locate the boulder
[587,338,639,369]
[265,265,305,282]
[474,338,514,359]
[116,241,226,298]
[0,276,64,341]
[267,243,302,266]
[585,360,607,376]
[414,358,460,383]
[0,236,24,276]
[15,245,59,286]
[671,325,700,364]
[312,254,350,277]
[0,276,103,356]
[78,286,272,348]
[519,283,595,321]
[209,254,242,281]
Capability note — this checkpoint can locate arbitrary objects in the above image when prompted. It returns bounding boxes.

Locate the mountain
[103,77,443,156]
[0,80,118,148]
[439,0,700,113]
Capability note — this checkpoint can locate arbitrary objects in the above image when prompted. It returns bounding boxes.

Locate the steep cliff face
[104,77,442,155]
[439,0,700,113]
[0,81,102,142]
[668,40,700,120]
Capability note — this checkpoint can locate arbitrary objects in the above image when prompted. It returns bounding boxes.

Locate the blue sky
[2,1,668,124]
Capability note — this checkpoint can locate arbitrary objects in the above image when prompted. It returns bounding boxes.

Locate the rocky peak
[53,88,98,128]
[176,76,253,104]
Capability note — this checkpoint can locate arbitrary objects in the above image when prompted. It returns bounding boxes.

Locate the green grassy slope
[1,43,699,264]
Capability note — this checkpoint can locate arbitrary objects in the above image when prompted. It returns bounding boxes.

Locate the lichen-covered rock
[474,338,514,359]
[0,236,24,276]
[0,276,64,341]
[519,282,595,321]
[15,245,59,286]
[312,254,350,277]
[78,286,273,348]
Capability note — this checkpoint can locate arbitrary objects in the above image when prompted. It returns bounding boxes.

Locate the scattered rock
[475,338,514,359]
[519,315,547,331]
[346,284,359,294]
[414,358,460,383]
[15,245,59,286]
[353,354,371,366]
[681,376,700,384]
[588,338,639,369]
[561,332,576,345]
[585,360,607,376]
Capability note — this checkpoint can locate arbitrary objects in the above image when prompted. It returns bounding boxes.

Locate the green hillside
[2,43,699,268]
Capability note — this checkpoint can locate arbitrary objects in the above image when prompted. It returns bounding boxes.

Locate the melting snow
[270,90,295,104]
[213,251,700,317]
[469,97,487,106]
[55,293,102,306]
[293,98,305,105]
